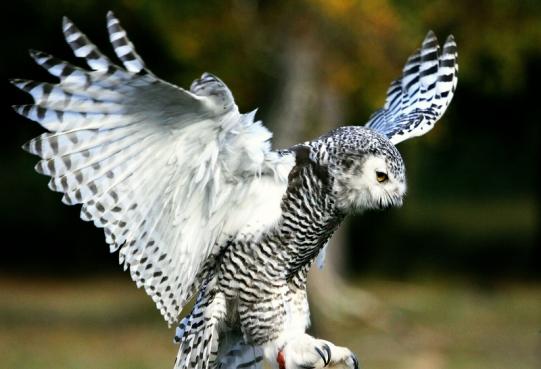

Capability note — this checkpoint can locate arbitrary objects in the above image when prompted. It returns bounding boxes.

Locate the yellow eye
[376,171,388,183]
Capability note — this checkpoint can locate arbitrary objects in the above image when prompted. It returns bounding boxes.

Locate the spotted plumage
[12,12,458,369]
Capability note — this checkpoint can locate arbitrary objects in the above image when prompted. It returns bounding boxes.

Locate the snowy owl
[12,11,458,369]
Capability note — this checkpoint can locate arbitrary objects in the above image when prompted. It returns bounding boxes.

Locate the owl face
[316,127,406,213]
[308,126,407,213]
[332,153,406,212]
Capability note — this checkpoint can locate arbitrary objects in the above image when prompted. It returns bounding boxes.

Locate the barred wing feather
[12,11,293,325]
[366,31,458,145]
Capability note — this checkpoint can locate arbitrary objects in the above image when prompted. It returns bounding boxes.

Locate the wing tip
[28,48,44,60]
[9,78,27,90]
[10,78,41,97]
[443,34,458,56]
[106,10,117,21]
[421,31,439,56]
[365,29,459,145]
[12,104,27,116]
[21,140,32,153]
[28,49,56,67]
[104,11,148,73]
[34,160,47,175]
[62,16,77,34]
[425,30,437,40]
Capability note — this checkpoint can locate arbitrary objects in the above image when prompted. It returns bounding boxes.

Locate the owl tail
[174,277,226,369]
[216,337,264,369]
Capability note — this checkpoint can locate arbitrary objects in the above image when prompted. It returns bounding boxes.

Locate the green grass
[0,277,539,369]
[314,279,541,369]
[0,277,176,369]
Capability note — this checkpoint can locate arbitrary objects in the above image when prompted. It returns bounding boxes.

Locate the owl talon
[315,344,331,366]
[346,353,360,369]
[271,334,357,369]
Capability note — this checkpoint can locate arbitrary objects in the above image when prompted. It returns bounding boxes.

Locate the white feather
[14,13,295,326]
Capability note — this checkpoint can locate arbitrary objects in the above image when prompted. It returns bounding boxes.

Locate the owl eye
[376,171,388,183]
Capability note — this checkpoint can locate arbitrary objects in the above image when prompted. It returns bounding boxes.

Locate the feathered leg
[261,284,359,369]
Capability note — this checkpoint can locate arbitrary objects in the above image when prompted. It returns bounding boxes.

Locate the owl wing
[12,12,294,325]
[365,31,458,145]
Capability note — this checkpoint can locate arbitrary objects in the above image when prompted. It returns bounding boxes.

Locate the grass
[314,279,541,369]
[0,276,539,369]
[0,277,176,369]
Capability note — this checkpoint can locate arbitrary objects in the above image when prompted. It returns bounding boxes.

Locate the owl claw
[346,353,360,369]
[271,334,357,369]
[315,344,331,366]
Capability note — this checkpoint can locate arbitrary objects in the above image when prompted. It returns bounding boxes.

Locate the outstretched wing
[12,12,294,325]
[365,31,458,145]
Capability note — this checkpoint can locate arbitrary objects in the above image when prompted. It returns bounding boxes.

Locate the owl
[12,12,457,369]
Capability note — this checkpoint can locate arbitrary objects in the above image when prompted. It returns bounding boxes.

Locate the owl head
[313,126,406,213]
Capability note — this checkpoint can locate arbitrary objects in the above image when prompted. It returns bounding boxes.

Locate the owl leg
[265,333,359,369]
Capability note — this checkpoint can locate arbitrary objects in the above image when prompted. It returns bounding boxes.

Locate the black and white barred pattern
[13,12,292,333]
[174,142,344,369]
[13,12,457,369]
[366,31,458,144]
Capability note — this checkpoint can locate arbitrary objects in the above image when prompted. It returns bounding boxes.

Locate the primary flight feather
[12,11,457,369]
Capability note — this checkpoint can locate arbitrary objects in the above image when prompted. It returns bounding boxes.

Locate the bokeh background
[1,1,540,369]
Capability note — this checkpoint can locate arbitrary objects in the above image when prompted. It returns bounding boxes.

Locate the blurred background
[1,1,540,368]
